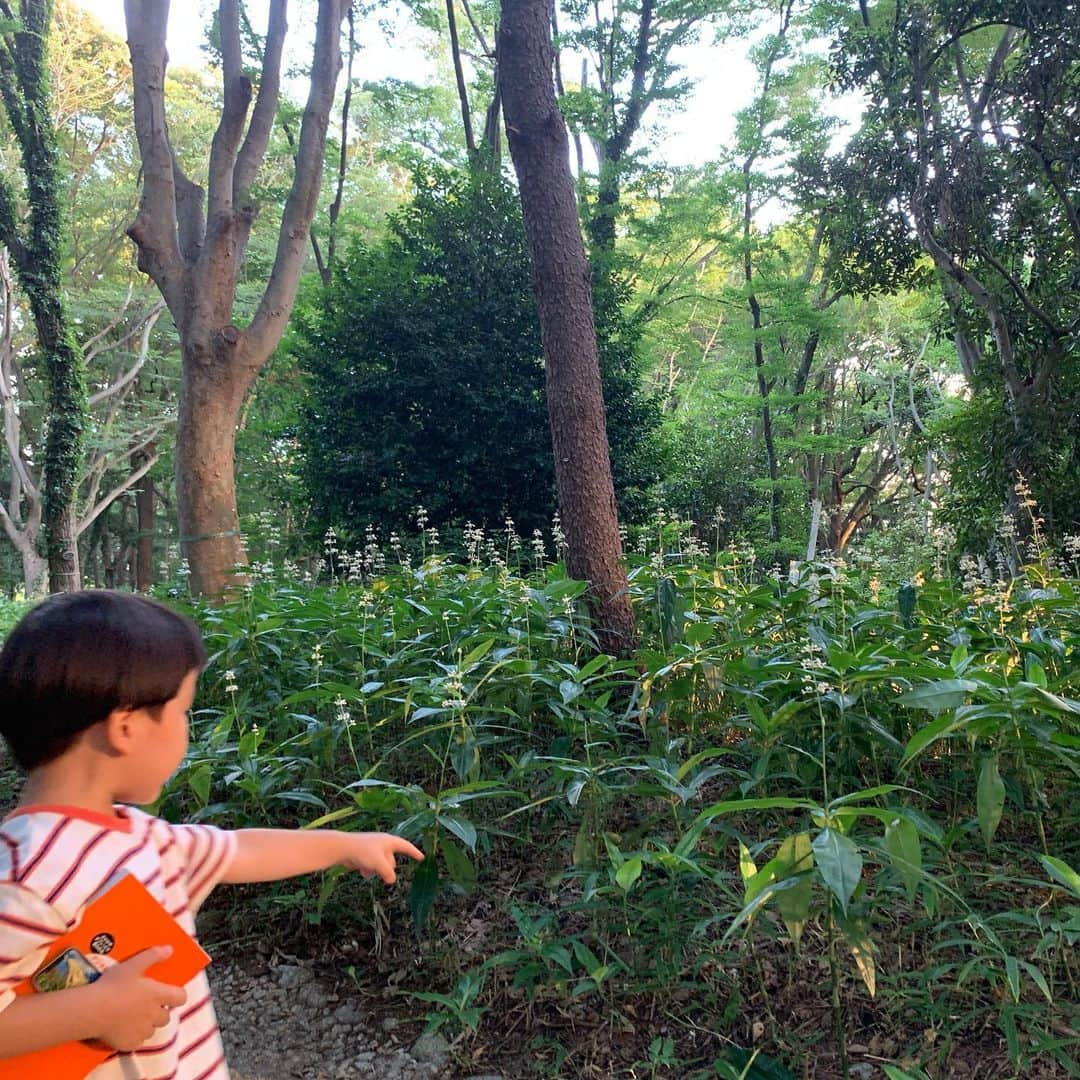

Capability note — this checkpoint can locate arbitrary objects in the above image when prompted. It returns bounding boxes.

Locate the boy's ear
[100,707,143,755]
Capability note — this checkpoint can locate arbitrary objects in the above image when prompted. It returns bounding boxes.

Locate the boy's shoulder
[0,806,154,910]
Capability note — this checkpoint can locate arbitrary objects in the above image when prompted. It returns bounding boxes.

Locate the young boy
[0,590,424,1078]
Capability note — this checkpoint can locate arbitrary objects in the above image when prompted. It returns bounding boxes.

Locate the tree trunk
[19,541,47,597]
[806,496,822,562]
[135,450,156,592]
[175,346,247,594]
[749,292,782,548]
[124,0,346,598]
[445,0,476,156]
[499,0,635,655]
[33,297,84,592]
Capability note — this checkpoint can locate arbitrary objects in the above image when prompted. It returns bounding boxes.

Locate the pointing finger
[389,837,425,862]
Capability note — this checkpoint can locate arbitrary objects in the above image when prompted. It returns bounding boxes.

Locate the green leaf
[559,679,583,704]
[410,855,439,934]
[884,816,922,902]
[572,940,602,976]
[882,1066,931,1080]
[302,805,360,830]
[744,856,785,905]
[437,814,477,852]
[828,784,911,809]
[977,754,1005,850]
[440,838,477,894]
[721,877,801,944]
[898,582,917,626]
[1039,855,1080,898]
[1025,686,1080,715]
[773,833,813,947]
[901,709,975,764]
[812,828,862,915]
[693,797,816,827]
[720,1048,799,1080]
[188,763,212,806]
[896,679,978,715]
[1020,959,1053,1004]
[572,820,592,866]
[684,622,713,646]
[738,841,758,885]
[835,909,876,997]
[1004,954,1021,1003]
[1024,659,1047,687]
[461,637,495,667]
[615,855,643,892]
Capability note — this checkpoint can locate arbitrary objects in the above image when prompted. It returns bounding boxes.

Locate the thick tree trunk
[499,0,635,655]
[175,347,247,594]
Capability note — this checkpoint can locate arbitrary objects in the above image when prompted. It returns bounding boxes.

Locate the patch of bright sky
[79,1,856,169]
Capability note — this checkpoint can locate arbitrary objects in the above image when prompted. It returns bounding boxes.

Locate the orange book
[0,873,210,1079]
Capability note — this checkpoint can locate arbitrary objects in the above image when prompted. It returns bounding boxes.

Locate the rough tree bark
[0,0,87,592]
[123,0,347,596]
[499,0,636,655]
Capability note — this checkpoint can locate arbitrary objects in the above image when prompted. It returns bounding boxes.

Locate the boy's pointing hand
[339,832,425,884]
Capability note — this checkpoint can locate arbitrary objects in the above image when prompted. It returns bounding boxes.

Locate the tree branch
[608,0,654,161]
[77,451,160,536]
[124,0,189,315]
[974,244,1064,338]
[87,300,167,406]
[460,0,492,56]
[234,0,288,201]
[206,0,253,225]
[243,0,345,365]
[446,0,476,155]
[325,3,355,277]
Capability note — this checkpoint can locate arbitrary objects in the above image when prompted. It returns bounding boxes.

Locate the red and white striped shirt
[0,804,237,1079]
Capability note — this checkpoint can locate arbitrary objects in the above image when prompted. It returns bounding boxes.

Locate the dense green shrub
[293,166,661,539]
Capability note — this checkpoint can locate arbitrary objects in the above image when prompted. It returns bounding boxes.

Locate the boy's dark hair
[0,591,207,771]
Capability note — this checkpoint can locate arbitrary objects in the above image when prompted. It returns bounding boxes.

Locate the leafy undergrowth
[17,548,1080,1078]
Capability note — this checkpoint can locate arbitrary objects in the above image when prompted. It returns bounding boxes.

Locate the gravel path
[211,956,504,1080]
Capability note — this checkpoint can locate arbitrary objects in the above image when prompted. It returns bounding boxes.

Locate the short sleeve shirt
[0,804,237,1079]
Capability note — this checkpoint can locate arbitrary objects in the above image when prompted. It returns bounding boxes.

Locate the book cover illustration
[0,873,210,1079]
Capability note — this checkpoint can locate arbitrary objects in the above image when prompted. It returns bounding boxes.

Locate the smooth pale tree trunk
[499,0,636,655]
[135,449,156,592]
[806,497,822,562]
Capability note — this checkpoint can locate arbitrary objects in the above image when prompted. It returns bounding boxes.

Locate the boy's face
[115,668,197,805]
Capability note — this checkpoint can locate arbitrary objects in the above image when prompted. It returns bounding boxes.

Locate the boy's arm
[222,829,424,886]
[0,947,185,1058]
[0,983,105,1056]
